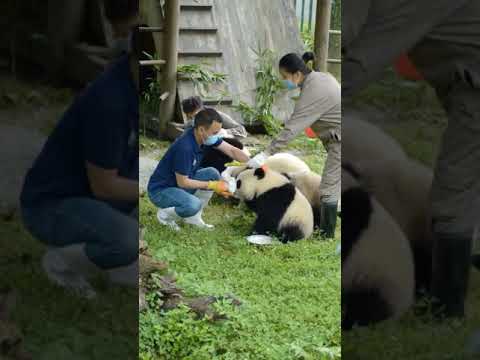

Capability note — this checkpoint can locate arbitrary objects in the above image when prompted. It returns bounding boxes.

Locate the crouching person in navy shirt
[148,108,250,230]
[19,1,140,299]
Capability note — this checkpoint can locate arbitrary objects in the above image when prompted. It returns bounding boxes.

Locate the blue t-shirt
[21,55,139,212]
[148,128,222,192]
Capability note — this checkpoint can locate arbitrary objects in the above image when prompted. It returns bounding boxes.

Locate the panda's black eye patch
[254,167,265,179]
[237,179,242,189]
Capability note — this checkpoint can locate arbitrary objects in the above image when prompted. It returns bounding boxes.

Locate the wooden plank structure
[140,0,182,140]
[173,0,304,133]
[141,0,335,140]
[0,0,117,85]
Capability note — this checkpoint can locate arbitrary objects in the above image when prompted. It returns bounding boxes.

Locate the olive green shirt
[267,71,341,154]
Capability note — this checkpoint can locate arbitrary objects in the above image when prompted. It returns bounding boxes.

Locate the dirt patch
[0,125,46,215]
[0,288,32,360]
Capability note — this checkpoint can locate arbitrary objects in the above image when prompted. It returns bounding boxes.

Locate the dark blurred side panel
[0,1,141,358]
[342,0,480,358]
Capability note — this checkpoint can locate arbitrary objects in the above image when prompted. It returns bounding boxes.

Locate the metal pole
[308,0,314,32]
[314,0,331,72]
[158,0,180,139]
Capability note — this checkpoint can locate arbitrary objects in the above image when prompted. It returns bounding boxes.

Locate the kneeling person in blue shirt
[148,108,249,230]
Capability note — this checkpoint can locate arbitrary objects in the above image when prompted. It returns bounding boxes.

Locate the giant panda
[235,166,314,243]
[342,163,415,330]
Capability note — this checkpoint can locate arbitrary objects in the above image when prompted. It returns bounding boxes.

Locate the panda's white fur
[235,167,314,242]
[226,152,310,179]
[353,158,433,246]
[343,113,408,165]
[285,170,322,228]
[342,165,415,330]
[264,153,310,174]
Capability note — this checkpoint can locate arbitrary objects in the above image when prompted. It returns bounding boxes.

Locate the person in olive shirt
[20,0,140,298]
[249,53,341,239]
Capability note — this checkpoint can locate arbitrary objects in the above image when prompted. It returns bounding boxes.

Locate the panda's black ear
[254,167,265,179]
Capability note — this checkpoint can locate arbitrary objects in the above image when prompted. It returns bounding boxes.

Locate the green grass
[343,70,480,359]
[139,136,341,359]
[1,218,138,359]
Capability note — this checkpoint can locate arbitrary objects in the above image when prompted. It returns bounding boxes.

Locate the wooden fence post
[314,0,331,72]
[158,0,180,139]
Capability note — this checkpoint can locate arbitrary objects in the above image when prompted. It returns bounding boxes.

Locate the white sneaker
[42,248,97,299]
[156,208,180,231]
[107,259,138,287]
[56,243,102,278]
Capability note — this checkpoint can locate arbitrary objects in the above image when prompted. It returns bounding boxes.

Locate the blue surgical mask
[113,32,133,54]
[281,79,297,90]
[204,135,221,146]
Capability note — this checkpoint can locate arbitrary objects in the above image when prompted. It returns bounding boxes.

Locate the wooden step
[140,26,218,33]
[140,59,166,66]
[140,26,163,32]
[180,26,218,33]
[178,50,222,57]
[180,4,213,11]
[203,98,233,106]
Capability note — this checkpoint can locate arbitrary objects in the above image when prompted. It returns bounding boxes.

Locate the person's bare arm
[86,162,138,202]
[175,173,210,190]
[216,141,250,163]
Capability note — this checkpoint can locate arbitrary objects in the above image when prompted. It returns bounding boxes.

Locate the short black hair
[103,0,139,23]
[194,108,223,129]
[182,96,203,114]
[130,26,142,59]
[279,53,311,75]
[302,51,315,64]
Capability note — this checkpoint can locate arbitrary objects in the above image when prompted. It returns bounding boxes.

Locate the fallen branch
[139,228,241,319]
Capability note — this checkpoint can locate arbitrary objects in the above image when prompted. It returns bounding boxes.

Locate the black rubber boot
[320,201,338,239]
[430,234,472,319]
[472,255,480,271]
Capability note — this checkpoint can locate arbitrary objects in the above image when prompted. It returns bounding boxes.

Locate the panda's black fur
[341,180,391,329]
[236,167,313,243]
[244,181,304,242]
[200,137,244,173]
[341,186,372,264]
